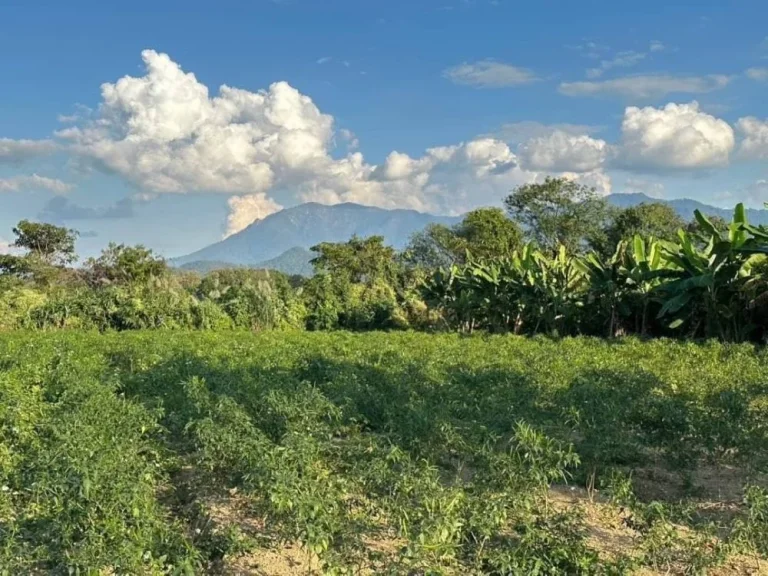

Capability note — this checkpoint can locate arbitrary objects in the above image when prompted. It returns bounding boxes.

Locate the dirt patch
[549,484,768,575]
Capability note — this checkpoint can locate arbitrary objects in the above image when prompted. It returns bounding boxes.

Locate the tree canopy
[11,220,78,266]
[503,177,610,254]
[404,207,523,267]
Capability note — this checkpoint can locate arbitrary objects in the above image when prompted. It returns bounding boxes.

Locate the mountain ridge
[172,202,462,267]
[173,196,768,271]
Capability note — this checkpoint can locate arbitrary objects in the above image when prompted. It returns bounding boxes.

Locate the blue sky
[1,0,767,258]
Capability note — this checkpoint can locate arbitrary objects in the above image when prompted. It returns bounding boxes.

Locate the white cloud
[736,116,768,159]
[560,74,731,99]
[443,60,540,87]
[746,67,768,81]
[338,128,359,150]
[518,131,609,172]
[649,41,666,52]
[59,49,336,197]
[0,174,73,193]
[225,193,284,237]
[0,138,57,163]
[316,56,332,64]
[616,101,734,169]
[58,49,593,228]
[559,170,612,195]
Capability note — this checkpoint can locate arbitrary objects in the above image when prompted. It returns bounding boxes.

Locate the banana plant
[624,236,666,335]
[576,241,628,337]
[653,204,768,340]
[527,245,586,336]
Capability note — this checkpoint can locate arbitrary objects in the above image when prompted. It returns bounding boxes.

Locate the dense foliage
[1,332,766,574]
[2,178,768,342]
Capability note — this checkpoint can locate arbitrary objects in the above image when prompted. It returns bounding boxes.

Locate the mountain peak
[173,202,461,267]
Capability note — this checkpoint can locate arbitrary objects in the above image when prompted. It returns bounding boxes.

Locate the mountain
[606,193,768,225]
[172,202,462,267]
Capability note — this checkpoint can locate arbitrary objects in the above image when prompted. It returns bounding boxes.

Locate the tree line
[2,177,766,341]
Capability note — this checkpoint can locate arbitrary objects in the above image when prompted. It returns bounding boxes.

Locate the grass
[1,331,767,574]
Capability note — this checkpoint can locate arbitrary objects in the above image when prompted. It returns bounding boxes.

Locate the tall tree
[455,207,523,260]
[84,243,167,286]
[11,220,78,266]
[404,208,523,267]
[504,177,611,254]
[311,235,396,283]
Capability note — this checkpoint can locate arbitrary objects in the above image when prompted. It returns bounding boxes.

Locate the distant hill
[178,247,315,276]
[255,247,314,276]
[606,193,768,225]
[172,202,461,268]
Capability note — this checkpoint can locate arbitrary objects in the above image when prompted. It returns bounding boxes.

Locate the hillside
[172,202,461,267]
[606,193,768,225]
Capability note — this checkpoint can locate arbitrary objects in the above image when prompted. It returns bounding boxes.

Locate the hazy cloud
[37,194,154,223]
[0,138,57,164]
[560,74,732,99]
[746,67,768,81]
[0,174,72,193]
[443,60,540,87]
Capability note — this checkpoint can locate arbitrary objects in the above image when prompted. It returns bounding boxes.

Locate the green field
[1,332,767,574]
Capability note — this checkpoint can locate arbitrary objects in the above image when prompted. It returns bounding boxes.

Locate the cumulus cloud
[56,49,601,230]
[0,174,72,193]
[560,74,731,99]
[38,193,154,223]
[518,131,609,172]
[443,60,540,87]
[616,102,734,170]
[225,193,284,237]
[736,116,768,159]
[0,138,57,164]
[559,171,612,195]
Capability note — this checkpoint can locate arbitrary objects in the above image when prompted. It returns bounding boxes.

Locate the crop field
[1,332,767,575]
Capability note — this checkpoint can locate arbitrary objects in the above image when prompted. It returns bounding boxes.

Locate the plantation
[1,331,767,574]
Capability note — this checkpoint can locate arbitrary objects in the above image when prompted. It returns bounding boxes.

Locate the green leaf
[734,202,747,226]
[694,209,720,238]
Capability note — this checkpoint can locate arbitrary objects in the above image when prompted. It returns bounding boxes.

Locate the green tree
[84,243,168,286]
[404,223,461,268]
[11,220,78,265]
[404,208,522,267]
[504,177,611,254]
[455,207,523,259]
[311,235,397,283]
[599,203,685,255]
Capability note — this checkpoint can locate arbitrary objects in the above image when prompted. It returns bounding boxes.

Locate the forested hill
[606,193,768,225]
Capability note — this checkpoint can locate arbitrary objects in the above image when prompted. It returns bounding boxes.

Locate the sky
[1,0,767,258]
